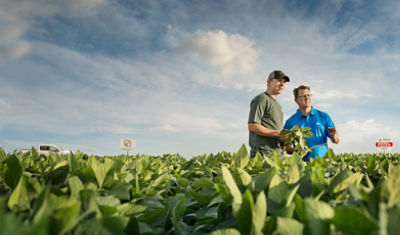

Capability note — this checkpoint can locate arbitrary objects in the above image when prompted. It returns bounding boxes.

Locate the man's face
[267,78,286,95]
[295,89,312,108]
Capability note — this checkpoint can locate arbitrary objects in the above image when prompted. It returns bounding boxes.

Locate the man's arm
[248,122,287,141]
[328,127,340,144]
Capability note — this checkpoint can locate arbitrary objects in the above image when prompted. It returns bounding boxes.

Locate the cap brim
[283,76,290,82]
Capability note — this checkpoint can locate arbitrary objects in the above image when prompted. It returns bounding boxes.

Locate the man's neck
[266,90,277,99]
[299,106,312,116]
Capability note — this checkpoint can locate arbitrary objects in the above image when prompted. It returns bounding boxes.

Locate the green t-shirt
[248,92,284,156]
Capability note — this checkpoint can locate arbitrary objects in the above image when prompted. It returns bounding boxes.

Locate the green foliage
[0,146,399,234]
[4,154,23,190]
[281,125,313,157]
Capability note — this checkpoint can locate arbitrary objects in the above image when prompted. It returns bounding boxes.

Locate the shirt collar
[296,106,315,117]
[310,106,316,116]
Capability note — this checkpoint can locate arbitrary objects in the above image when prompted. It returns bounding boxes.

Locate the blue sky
[1,0,399,158]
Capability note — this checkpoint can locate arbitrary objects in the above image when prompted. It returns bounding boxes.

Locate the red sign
[375,138,394,151]
[375,141,393,148]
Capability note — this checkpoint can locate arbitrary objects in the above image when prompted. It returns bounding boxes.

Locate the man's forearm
[248,122,281,138]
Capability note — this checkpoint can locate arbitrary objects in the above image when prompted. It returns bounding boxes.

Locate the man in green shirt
[248,70,290,157]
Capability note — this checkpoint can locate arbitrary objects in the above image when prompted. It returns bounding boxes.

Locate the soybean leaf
[253,191,266,235]
[381,165,400,207]
[234,144,250,169]
[171,197,186,222]
[4,154,23,190]
[286,184,300,207]
[0,197,49,235]
[137,208,167,226]
[96,195,120,208]
[0,146,5,161]
[221,166,242,215]
[236,168,252,186]
[68,153,79,174]
[109,183,131,201]
[297,172,313,198]
[328,169,363,194]
[73,218,111,235]
[99,206,118,216]
[101,216,130,235]
[46,160,69,185]
[117,203,147,217]
[275,217,304,235]
[190,191,213,205]
[275,202,296,218]
[286,162,301,185]
[53,202,81,235]
[379,203,388,235]
[32,187,52,224]
[210,228,241,235]
[333,206,378,235]
[294,195,306,221]
[80,189,102,217]
[90,157,114,189]
[387,206,400,235]
[8,175,30,211]
[304,198,334,235]
[68,176,84,198]
[268,174,289,205]
[191,178,213,188]
[204,206,219,219]
[235,190,254,235]
[48,193,79,211]
[252,168,276,192]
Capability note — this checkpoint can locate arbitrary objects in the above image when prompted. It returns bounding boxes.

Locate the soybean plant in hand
[281,125,313,157]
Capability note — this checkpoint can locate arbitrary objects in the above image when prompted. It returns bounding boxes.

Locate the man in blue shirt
[284,85,340,160]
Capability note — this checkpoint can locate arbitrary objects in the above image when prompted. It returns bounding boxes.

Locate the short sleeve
[324,113,335,137]
[325,113,335,127]
[248,95,267,124]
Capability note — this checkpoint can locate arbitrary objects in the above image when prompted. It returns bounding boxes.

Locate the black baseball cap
[267,70,290,82]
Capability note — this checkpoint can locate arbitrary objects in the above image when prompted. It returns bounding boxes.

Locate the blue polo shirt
[284,107,335,160]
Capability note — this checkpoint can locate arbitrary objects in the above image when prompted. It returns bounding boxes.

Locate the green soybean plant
[281,125,313,158]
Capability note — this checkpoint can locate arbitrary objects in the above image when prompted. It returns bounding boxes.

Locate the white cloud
[181,30,259,78]
[0,10,30,61]
[0,0,106,61]
[312,89,371,101]
[0,41,245,139]
[161,113,222,134]
[153,124,182,132]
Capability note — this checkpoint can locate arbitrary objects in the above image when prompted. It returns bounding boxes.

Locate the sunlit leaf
[221,166,242,215]
[4,155,23,190]
[275,217,304,235]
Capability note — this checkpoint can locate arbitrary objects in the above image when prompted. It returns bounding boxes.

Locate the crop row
[0,146,399,234]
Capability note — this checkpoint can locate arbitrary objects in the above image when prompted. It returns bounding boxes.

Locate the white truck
[19,144,70,156]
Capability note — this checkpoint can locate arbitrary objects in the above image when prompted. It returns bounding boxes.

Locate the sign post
[375,138,394,154]
[120,139,135,155]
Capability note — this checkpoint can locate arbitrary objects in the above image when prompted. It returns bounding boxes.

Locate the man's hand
[279,133,291,141]
[328,127,336,135]
[328,127,340,144]
[286,145,294,154]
